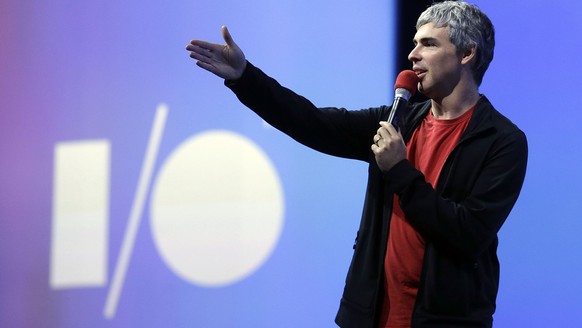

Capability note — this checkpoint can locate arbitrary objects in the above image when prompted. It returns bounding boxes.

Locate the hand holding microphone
[372,70,419,172]
[387,70,420,129]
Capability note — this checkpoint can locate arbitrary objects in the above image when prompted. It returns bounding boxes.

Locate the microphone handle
[387,96,409,129]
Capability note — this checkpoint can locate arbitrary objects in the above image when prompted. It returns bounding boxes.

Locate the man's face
[408,23,464,99]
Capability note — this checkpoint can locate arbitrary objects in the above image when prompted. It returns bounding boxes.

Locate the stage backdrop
[1,0,581,327]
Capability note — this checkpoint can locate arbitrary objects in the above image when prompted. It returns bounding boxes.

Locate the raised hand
[186,26,247,80]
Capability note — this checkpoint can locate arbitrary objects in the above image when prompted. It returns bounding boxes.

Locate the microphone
[387,70,419,129]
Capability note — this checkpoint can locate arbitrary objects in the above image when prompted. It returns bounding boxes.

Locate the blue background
[1,0,581,327]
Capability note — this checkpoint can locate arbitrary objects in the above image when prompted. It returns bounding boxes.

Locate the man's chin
[418,83,427,95]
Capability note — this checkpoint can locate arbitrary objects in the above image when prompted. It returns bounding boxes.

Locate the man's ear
[461,45,477,65]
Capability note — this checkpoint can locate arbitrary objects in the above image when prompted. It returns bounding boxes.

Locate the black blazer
[227,62,528,328]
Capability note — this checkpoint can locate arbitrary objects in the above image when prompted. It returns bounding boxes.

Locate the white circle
[150,130,284,287]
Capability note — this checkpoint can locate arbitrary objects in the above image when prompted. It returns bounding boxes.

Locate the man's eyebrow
[413,36,438,45]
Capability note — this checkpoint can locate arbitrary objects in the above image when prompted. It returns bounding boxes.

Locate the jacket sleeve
[225,61,384,162]
[384,126,528,259]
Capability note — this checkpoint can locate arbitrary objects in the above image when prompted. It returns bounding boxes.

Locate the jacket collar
[403,95,496,142]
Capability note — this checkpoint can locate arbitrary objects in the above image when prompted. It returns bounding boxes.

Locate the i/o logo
[49,104,285,318]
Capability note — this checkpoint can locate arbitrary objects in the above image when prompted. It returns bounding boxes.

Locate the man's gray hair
[417,1,495,86]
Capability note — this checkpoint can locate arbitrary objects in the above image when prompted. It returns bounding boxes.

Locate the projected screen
[1,0,581,327]
[0,1,392,327]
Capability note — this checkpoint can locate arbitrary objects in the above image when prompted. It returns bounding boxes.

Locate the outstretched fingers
[195,60,220,76]
[186,26,246,80]
[187,44,207,60]
[187,41,223,69]
[187,41,219,59]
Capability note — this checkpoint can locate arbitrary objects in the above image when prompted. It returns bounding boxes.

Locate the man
[186,1,527,327]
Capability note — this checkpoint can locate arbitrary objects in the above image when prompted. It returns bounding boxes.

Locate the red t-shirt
[377,106,475,327]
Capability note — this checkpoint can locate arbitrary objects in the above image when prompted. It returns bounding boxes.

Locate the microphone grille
[394,70,420,94]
